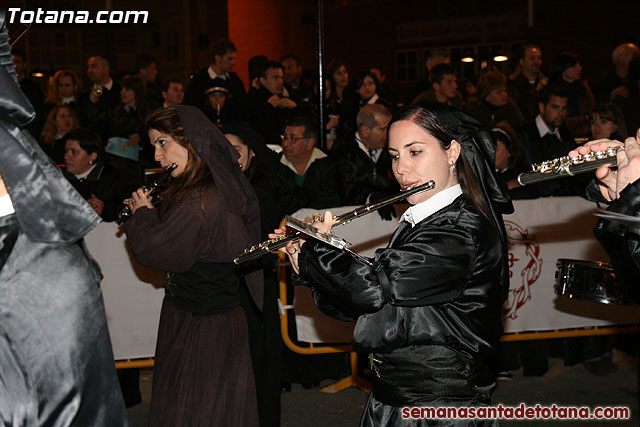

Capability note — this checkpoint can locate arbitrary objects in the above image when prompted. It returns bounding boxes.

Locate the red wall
[228,0,317,87]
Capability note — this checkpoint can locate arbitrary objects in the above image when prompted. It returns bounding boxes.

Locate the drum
[555,259,632,305]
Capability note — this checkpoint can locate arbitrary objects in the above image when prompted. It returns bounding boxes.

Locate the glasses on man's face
[281,134,307,143]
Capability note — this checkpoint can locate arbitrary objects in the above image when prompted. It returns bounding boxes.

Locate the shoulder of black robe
[175,105,264,310]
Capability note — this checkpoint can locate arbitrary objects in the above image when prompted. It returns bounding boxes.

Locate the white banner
[89,197,640,358]
[84,223,164,360]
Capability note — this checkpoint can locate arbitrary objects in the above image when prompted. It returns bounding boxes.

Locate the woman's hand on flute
[269,225,304,274]
[309,211,336,234]
[123,187,154,214]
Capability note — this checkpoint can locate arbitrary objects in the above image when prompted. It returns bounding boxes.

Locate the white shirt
[355,132,382,163]
[94,78,113,91]
[0,194,15,218]
[280,147,327,176]
[535,114,561,140]
[73,164,97,181]
[399,184,462,227]
[207,66,229,80]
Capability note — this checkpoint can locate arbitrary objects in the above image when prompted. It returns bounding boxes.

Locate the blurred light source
[461,56,475,63]
[31,71,45,78]
[493,55,508,62]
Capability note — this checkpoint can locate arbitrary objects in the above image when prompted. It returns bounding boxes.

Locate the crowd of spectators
[16,41,640,225]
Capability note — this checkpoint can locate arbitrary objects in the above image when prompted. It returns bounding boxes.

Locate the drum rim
[556,258,613,270]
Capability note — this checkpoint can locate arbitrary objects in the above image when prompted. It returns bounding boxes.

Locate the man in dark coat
[78,54,121,139]
[508,44,548,121]
[263,116,342,217]
[0,10,128,425]
[184,39,246,114]
[241,61,298,146]
[331,104,398,209]
[514,84,588,198]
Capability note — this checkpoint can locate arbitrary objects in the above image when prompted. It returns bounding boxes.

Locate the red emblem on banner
[503,220,543,320]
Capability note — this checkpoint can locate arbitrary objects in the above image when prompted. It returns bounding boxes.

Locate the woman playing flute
[124,105,262,426]
[273,102,513,426]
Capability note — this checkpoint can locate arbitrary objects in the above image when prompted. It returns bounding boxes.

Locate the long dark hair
[390,104,493,224]
[116,76,150,125]
[145,107,213,215]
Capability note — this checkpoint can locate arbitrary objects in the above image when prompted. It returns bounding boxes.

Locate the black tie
[368,148,378,162]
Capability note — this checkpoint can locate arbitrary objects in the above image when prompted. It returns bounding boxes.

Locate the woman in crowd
[550,52,596,137]
[62,128,131,222]
[326,61,349,140]
[105,75,152,167]
[328,60,349,107]
[123,106,262,426]
[44,69,81,109]
[341,70,392,139]
[590,102,627,141]
[464,71,525,130]
[272,102,513,426]
[39,103,79,165]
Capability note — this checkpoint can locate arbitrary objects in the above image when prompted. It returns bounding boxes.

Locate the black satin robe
[297,196,504,410]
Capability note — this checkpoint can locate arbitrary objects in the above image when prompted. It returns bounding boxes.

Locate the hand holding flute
[268,211,336,274]
[123,187,154,214]
[568,134,640,202]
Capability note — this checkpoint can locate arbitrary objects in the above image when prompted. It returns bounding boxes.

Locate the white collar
[62,95,76,103]
[535,114,560,140]
[0,194,15,218]
[366,93,379,105]
[208,66,228,80]
[355,132,381,163]
[280,147,327,175]
[400,184,462,227]
[73,164,97,181]
[95,78,113,91]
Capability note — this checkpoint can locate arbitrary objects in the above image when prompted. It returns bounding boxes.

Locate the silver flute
[517,146,620,186]
[234,180,436,264]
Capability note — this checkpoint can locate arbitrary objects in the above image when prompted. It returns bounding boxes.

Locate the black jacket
[269,153,343,218]
[240,86,298,146]
[295,195,504,403]
[64,163,134,222]
[330,137,398,205]
[514,121,589,198]
[78,82,122,139]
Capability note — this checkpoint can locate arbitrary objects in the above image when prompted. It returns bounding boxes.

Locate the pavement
[128,349,638,426]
